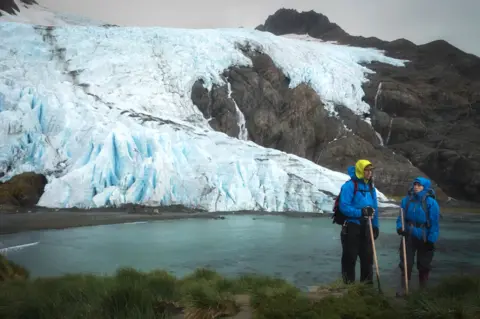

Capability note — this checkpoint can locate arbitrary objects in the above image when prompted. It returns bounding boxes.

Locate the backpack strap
[351,179,374,202]
[333,179,361,224]
[421,193,431,228]
[404,193,431,229]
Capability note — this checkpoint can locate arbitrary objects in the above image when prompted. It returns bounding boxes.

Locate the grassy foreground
[1,255,479,319]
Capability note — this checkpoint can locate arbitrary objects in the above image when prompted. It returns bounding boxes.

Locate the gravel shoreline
[0,206,477,235]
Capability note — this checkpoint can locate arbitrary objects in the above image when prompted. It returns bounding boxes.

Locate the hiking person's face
[413,182,424,193]
[364,167,373,180]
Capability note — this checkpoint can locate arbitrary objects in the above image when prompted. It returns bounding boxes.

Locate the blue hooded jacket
[338,165,379,228]
[396,177,440,243]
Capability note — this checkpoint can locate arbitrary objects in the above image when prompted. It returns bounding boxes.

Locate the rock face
[0,0,37,16]
[255,9,480,202]
[192,8,480,201]
[191,51,427,197]
[0,172,48,211]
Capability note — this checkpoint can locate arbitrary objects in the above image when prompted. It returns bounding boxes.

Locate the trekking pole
[368,216,382,293]
[400,208,409,295]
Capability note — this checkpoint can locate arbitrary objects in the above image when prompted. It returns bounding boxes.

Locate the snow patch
[281,33,339,45]
[226,80,248,140]
[385,117,393,146]
[373,82,384,146]
[375,131,384,146]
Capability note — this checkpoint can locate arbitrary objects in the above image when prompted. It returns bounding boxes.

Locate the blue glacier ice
[0,21,405,212]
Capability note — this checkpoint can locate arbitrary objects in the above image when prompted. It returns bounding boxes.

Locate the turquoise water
[1,215,479,290]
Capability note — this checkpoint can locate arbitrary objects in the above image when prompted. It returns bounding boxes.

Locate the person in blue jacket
[396,176,440,295]
[338,159,379,284]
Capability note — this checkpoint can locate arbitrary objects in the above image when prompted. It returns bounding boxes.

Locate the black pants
[398,235,434,280]
[341,222,373,284]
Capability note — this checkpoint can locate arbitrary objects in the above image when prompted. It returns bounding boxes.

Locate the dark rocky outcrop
[256,9,349,40]
[0,172,48,212]
[254,8,480,201]
[191,51,427,196]
[0,0,37,16]
[191,8,480,201]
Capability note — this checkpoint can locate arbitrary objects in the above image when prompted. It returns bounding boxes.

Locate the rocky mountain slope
[0,0,106,25]
[192,8,480,201]
[0,0,36,16]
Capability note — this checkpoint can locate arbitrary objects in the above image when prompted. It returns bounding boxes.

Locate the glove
[361,206,374,218]
[373,226,379,240]
[425,241,435,251]
[397,228,407,237]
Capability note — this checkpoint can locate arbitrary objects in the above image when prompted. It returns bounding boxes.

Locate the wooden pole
[368,217,381,293]
[400,208,409,295]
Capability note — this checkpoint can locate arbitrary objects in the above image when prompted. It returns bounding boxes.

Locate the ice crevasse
[0,22,406,211]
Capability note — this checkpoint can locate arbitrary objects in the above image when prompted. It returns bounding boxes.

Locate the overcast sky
[39,0,480,56]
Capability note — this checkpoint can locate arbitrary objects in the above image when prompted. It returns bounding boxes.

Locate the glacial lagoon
[1,214,479,290]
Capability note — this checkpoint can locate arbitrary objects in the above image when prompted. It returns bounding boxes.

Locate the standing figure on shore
[396,177,440,296]
[332,159,379,284]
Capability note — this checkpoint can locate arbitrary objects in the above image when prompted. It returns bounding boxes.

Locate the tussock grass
[0,254,29,281]
[1,257,479,319]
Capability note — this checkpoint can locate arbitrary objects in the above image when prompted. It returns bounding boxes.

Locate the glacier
[0,21,405,212]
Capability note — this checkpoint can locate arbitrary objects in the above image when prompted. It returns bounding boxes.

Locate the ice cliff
[0,22,405,211]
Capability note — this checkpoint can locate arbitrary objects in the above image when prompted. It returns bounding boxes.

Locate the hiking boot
[419,270,429,289]
[396,286,408,298]
[396,276,409,298]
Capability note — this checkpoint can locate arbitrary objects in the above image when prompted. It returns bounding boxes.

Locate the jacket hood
[347,159,373,183]
[411,176,434,198]
[347,166,357,179]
